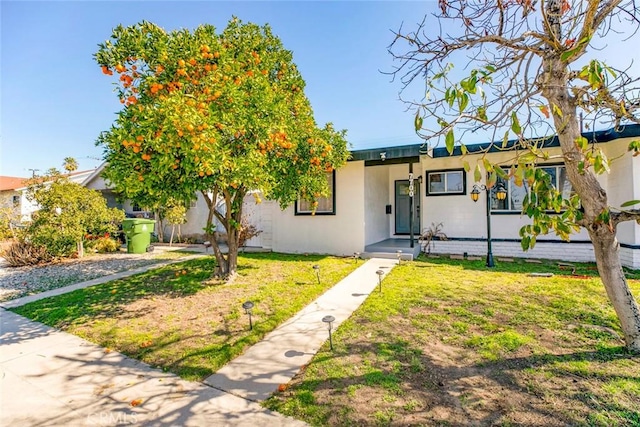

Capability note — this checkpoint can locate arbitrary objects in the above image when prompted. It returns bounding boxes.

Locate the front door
[395,180,420,235]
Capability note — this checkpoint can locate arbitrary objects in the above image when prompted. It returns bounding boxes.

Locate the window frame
[295,171,336,216]
[491,164,572,213]
[425,169,466,196]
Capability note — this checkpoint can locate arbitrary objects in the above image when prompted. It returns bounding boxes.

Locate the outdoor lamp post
[242,301,254,330]
[470,183,507,268]
[313,265,320,284]
[396,250,403,263]
[322,315,336,351]
[376,269,384,293]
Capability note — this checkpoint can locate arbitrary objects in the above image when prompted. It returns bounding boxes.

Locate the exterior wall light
[322,315,336,351]
[470,183,507,267]
[242,301,254,330]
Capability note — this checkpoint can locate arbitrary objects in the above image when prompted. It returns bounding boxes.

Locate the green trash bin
[122,218,156,254]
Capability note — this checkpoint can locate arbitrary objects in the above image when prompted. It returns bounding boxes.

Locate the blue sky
[2,1,638,177]
[2,1,432,177]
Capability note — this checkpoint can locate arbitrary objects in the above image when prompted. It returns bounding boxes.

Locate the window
[12,195,20,206]
[295,172,336,215]
[426,170,465,195]
[492,165,573,212]
[132,203,142,212]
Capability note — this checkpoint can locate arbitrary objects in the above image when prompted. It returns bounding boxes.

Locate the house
[83,124,640,269]
[261,123,640,269]
[0,170,97,223]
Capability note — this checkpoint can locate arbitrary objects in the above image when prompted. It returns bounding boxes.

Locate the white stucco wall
[270,161,365,256]
[419,147,594,243]
[364,164,390,245]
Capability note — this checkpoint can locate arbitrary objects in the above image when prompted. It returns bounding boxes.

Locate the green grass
[11,252,359,381]
[264,256,640,426]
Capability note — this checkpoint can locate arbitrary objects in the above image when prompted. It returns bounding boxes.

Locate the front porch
[363,238,421,261]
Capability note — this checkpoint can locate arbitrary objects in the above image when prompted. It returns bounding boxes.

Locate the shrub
[1,241,52,266]
[88,236,120,253]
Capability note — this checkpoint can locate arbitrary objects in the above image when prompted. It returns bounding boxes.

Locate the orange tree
[95,19,349,277]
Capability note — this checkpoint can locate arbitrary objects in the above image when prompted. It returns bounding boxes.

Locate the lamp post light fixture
[353,252,360,263]
[312,265,320,284]
[470,183,507,267]
[396,250,403,264]
[242,301,255,330]
[322,315,336,351]
[376,269,384,293]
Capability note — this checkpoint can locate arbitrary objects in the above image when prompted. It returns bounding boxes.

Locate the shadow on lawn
[292,340,640,426]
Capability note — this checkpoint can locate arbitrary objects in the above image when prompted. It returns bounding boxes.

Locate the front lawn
[265,257,640,426]
[11,252,359,381]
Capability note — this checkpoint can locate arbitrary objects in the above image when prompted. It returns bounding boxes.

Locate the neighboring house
[83,124,640,269]
[0,176,29,223]
[0,170,97,223]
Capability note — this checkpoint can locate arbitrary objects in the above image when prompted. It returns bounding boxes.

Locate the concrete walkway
[205,258,397,401]
[1,258,396,426]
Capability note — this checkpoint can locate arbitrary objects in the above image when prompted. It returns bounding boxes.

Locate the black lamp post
[470,183,507,267]
[322,315,335,350]
[242,301,254,330]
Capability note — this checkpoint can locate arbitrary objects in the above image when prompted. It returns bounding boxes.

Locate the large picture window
[492,165,573,212]
[295,172,336,215]
[426,169,465,195]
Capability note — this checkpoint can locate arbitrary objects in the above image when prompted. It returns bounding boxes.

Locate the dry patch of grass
[265,257,640,426]
[12,252,359,381]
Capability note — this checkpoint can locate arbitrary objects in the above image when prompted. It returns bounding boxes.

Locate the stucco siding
[364,164,390,245]
[271,161,365,256]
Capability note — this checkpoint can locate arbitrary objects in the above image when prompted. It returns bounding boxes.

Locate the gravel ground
[0,249,198,302]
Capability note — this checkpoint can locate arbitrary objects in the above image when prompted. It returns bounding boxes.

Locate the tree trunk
[542,52,640,351]
[589,227,640,350]
[77,240,84,258]
[169,225,175,247]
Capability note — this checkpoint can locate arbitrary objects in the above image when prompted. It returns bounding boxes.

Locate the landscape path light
[376,269,384,293]
[396,250,402,263]
[322,315,335,351]
[313,264,320,284]
[353,252,360,263]
[242,301,254,330]
[470,183,507,267]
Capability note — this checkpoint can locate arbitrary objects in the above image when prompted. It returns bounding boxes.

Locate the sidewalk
[1,258,396,425]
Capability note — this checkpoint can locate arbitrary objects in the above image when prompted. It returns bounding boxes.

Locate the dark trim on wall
[439,237,640,249]
[364,156,420,167]
[442,237,594,244]
[346,124,640,162]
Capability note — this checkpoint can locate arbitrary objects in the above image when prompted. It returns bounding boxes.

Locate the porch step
[361,251,416,261]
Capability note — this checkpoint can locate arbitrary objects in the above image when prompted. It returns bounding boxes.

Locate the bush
[1,241,52,266]
[87,236,120,253]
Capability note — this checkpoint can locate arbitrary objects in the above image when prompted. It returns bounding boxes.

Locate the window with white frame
[295,172,336,215]
[426,170,465,195]
[492,165,573,212]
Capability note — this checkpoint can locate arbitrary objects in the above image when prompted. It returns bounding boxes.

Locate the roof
[0,176,28,191]
[349,123,640,163]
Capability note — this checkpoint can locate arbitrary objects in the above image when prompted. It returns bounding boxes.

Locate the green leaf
[482,158,494,173]
[621,200,640,208]
[445,129,455,155]
[487,171,497,188]
[502,131,509,148]
[460,144,468,155]
[414,111,423,132]
[552,104,563,118]
[463,161,470,173]
[474,164,482,182]
[511,112,521,135]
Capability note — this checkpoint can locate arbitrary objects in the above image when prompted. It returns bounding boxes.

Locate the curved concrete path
[1,258,396,426]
